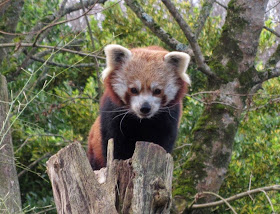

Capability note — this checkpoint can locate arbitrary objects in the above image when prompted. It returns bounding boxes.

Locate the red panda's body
[88,45,191,170]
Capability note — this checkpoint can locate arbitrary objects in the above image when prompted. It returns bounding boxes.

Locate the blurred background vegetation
[0,0,279,213]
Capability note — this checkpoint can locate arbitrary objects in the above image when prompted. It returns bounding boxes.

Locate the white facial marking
[150,82,162,91]
[164,78,179,105]
[130,94,161,118]
[111,72,127,103]
[129,80,142,91]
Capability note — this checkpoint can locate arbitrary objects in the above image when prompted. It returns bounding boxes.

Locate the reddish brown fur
[87,116,105,169]
[102,46,174,106]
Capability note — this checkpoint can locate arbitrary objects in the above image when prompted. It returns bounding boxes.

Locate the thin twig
[215,1,228,10]
[0,0,11,8]
[197,191,237,214]
[266,0,280,13]
[249,97,280,111]
[18,153,52,178]
[32,0,99,46]
[195,0,215,39]
[248,173,254,201]
[15,0,69,76]
[30,55,103,68]
[174,143,192,150]
[260,190,275,213]
[0,0,106,37]
[80,0,96,50]
[161,0,216,78]
[32,0,120,46]
[263,26,280,38]
[0,42,104,59]
[190,185,280,209]
[35,207,56,214]
[15,134,70,154]
[188,90,280,98]
[0,42,75,146]
[80,0,102,97]
[256,67,280,83]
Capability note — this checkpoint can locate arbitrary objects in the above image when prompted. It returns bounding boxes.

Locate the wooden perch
[46,140,174,213]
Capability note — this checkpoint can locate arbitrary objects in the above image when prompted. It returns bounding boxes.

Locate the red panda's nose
[140,102,151,114]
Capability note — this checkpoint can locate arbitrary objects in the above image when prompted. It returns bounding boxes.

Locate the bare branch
[215,1,228,10]
[263,26,280,38]
[189,185,280,209]
[265,43,280,69]
[35,207,56,214]
[80,0,96,50]
[30,0,68,46]
[195,0,215,39]
[194,191,237,214]
[0,42,105,59]
[0,0,11,8]
[249,83,263,95]
[256,67,280,83]
[265,0,280,13]
[12,0,71,79]
[250,97,280,111]
[124,0,191,53]
[161,0,216,78]
[79,0,102,97]
[0,0,107,37]
[32,0,99,46]
[30,55,102,68]
[18,153,52,178]
[260,190,275,213]
[174,143,192,150]
[15,134,71,154]
[63,0,107,15]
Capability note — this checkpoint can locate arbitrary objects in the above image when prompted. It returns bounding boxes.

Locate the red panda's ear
[102,44,132,80]
[164,52,191,86]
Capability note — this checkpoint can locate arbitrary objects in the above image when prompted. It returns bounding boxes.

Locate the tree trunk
[178,1,270,213]
[0,75,22,213]
[0,1,25,212]
[47,140,173,214]
[0,0,24,64]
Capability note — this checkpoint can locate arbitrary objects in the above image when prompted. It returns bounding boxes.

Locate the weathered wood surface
[0,75,22,213]
[47,140,174,214]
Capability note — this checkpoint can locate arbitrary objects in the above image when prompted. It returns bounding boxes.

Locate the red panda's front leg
[87,116,105,170]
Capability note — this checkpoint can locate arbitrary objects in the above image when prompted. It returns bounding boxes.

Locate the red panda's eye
[153,89,161,95]
[131,88,139,94]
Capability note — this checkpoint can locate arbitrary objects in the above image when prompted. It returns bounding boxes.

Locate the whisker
[157,107,177,121]
[120,111,129,135]
[167,107,177,121]
[159,103,179,110]
[158,109,168,113]
[101,109,129,113]
[112,111,130,120]
[101,105,129,113]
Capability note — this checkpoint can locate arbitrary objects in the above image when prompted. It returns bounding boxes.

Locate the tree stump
[46,140,174,214]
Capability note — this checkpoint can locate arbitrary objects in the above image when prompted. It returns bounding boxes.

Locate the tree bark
[47,140,173,214]
[0,2,24,212]
[0,0,24,64]
[177,1,270,213]
[0,75,22,213]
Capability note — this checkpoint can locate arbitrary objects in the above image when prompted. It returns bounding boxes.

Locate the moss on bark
[175,101,238,203]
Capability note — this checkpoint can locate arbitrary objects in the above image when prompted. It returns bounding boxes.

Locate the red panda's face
[102,45,191,119]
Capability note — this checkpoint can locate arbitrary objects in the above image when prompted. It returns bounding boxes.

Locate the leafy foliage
[0,0,279,213]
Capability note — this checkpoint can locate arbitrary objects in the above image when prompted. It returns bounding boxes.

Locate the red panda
[88,44,191,170]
